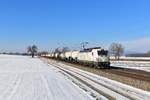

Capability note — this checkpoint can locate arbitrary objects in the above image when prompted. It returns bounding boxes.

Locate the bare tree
[54,48,61,53]
[61,47,70,53]
[147,51,150,57]
[38,51,48,56]
[27,45,38,58]
[109,43,124,60]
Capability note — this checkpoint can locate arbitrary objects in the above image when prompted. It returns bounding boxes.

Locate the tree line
[26,43,124,59]
[23,43,149,60]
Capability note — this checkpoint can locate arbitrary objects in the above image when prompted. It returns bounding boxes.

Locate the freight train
[42,47,110,68]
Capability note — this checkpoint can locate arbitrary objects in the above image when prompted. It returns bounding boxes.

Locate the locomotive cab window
[97,50,108,56]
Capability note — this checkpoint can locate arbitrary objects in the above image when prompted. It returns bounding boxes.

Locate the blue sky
[0,0,150,53]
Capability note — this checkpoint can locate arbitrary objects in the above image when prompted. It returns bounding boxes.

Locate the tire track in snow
[49,63,117,100]
[7,74,22,100]
[40,74,54,100]
[0,74,20,100]
[40,74,72,100]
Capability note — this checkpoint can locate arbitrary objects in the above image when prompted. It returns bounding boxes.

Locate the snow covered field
[1,55,150,100]
[110,57,150,61]
[0,55,93,100]
[47,61,150,100]
[110,56,150,72]
[111,61,150,72]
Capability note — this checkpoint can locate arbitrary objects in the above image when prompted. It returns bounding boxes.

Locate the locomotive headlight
[96,58,102,62]
[97,56,109,62]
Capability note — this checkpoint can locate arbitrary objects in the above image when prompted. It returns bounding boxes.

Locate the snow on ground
[55,62,150,100]
[110,56,150,71]
[110,56,150,60]
[111,61,150,72]
[0,55,93,100]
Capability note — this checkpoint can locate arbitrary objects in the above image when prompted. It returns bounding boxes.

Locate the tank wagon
[42,47,110,68]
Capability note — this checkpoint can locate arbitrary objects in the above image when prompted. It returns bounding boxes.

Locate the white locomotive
[42,47,110,68]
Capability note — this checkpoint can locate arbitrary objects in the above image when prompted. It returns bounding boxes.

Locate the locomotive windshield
[97,50,108,56]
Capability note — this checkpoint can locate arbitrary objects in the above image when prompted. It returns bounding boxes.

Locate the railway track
[51,63,114,100]
[42,57,150,82]
[103,67,150,82]
[57,60,150,82]
[57,58,150,82]
[44,59,150,100]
